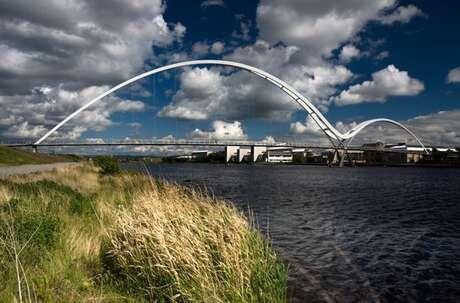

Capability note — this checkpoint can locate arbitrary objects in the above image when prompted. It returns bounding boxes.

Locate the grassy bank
[0,146,75,166]
[0,163,287,302]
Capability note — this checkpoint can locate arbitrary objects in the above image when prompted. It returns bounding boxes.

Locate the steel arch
[34,60,426,152]
[342,118,428,152]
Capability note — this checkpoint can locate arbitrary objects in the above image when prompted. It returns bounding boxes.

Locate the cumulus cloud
[232,16,252,41]
[160,1,426,124]
[333,110,460,146]
[210,41,225,54]
[0,0,183,140]
[405,110,460,146]
[289,109,460,147]
[256,0,398,64]
[191,41,210,57]
[0,0,184,94]
[335,65,424,106]
[339,44,360,63]
[191,41,226,57]
[0,85,144,140]
[378,4,426,25]
[260,135,276,144]
[189,120,248,140]
[290,116,322,135]
[447,67,460,83]
[201,0,225,9]
[158,67,224,120]
[159,42,353,121]
[0,0,428,142]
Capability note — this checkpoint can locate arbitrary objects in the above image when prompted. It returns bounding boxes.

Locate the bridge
[4,138,365,149]
[6,60,428,166]
[2,138,421,165]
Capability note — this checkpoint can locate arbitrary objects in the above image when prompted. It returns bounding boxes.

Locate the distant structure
[32,60,428,165]
[222,143,458,165]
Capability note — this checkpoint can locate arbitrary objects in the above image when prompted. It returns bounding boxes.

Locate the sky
[0,0,459,153]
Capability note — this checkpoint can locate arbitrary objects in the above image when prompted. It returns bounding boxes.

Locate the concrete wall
[251,146,266,162]
[238,147,251,162]
[225,145,239,163]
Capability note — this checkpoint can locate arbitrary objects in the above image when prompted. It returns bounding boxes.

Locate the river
[122,163,460,303]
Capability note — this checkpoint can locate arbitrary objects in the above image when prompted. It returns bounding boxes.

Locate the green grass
[0,163,287,302]
[0,146,74,166]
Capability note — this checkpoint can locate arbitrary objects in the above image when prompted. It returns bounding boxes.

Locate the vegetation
[0,163,287,302]
[0,146,75,166]
[93,156,121,175]
[162,151,226,163]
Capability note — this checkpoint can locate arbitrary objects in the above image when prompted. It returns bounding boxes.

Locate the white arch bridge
[27,60,427,165]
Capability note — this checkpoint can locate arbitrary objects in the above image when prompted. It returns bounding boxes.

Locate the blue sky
[0,0,459,149]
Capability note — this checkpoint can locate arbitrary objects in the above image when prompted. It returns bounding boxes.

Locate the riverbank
[0,163,287,302]
[0,162,80,179]
[0,146,76,166]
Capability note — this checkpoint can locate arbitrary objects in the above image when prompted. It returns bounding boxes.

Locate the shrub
[0,210,60,266]
[94,156,121,175]
[16,214,60,251]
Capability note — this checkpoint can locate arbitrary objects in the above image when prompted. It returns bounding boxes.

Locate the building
[266,147,293,163]
[344,150,366,165]
[191,151,211,161]
[386,144,426,163]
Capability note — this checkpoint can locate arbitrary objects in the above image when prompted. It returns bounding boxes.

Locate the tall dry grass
[0,185,11,205]
[102,179,287,302]
[0,163,287,302]
[8,163,100,194]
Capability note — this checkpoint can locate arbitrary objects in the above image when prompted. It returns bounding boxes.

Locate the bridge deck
[0,140,410,152]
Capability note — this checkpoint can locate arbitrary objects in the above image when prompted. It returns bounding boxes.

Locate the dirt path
[0,162,79,179]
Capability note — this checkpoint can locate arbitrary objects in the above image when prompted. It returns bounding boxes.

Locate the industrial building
[221,143,458,165]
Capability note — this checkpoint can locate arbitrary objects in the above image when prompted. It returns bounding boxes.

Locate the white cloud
[378,5,426,25]
[159,41,353,122]
[332,110,460,146]
[0,85,144,140]
[290,116,322,135]
[161,1,426,124]
[335,65,424,106]
[405,110,460,146]
[260,135,276,144]
[339,44,360,63]
[232,17,252,41]
[210,41,225,54]
[189,120,248,140]
[256,0,397,64]
[447,67,460,83]
[0,0,184,95]
[191,41,210,57]
[0,0,182,140]
[158,67,225,120]
[201,0,225,9]
[288,109,460,147]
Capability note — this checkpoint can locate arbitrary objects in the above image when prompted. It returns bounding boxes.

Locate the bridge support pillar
[225,145,239,163]
[330,149,345,166]
[251,146,266,163]
[338,149,345,167]
[238,147,251,163]
[32,145,37,153]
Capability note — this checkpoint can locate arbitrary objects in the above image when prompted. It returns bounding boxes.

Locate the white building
[266,147,293,163]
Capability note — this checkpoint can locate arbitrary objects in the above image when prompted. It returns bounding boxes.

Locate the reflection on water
[122,163,460,303]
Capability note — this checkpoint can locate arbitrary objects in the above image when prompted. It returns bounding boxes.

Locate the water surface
[123,163,460,302]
